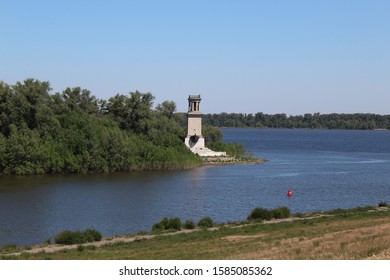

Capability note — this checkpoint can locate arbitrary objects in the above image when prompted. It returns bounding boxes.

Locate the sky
[1,0,389,115]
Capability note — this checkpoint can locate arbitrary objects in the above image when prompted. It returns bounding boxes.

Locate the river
[1,128,390,246]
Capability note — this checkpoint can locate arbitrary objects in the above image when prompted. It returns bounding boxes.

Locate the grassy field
[2,206,390,260]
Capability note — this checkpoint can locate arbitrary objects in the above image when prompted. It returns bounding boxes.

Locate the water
[1,128,390,246]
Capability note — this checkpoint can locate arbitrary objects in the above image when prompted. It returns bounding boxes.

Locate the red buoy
[287,189,293,197]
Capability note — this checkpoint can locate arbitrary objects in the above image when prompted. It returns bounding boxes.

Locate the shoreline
[201,156,267,166]
[0,156,267,177]
[2,204,389,259]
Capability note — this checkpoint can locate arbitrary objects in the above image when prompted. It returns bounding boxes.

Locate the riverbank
[201,155,267,166]
[2,205,390,260]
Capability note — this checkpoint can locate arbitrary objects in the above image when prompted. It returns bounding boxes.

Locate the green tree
[156,100,177,119]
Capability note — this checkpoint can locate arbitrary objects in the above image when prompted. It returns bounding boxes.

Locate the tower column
[183,95,227,157]
[185,95,204,149]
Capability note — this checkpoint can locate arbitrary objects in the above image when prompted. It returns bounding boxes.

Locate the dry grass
[229,216,390,259]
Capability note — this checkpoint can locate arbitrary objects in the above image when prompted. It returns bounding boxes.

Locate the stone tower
[184,95,205,150]
[184,95,227,157]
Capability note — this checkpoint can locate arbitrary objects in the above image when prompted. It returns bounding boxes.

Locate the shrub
[152,221,165,232]
[55,230,82,245]
[152,217,182,232]
[197,217,214,228]
[167,217,182,230]
[378,201,388,207]
[83,228,102,242]
[247,207,272,221]
[248,207,291,221]
[183,219,196,230]
[55,229,102,245]
[43,238,51,245]
[271,207,291,219]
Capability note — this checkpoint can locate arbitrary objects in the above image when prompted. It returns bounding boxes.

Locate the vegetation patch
[55,228,102,245]
[247,207,291,221]
[2,205,390,260]
[202,112,390,130]
[197,217,214,228]
[152,217,182,232]
[183,220,196,230]
[378,201,389,207]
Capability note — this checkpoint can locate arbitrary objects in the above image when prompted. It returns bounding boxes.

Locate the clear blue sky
[1,0,389,114]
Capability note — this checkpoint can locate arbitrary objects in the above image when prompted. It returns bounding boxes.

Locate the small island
[0,79,260,176]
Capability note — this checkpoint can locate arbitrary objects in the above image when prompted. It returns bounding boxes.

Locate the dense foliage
[247,207,291,221]
[0,79,204,175]
[202,112,390,130]
[152,217,182,232]
[197,217,214,228]
[55,228,102,245]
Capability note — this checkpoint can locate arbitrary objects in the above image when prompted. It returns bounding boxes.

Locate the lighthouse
[184,95,205,150]
[184,95,226,157]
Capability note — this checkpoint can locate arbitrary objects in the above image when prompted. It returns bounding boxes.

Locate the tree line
[201,112,390,130]
[1,79,212,175]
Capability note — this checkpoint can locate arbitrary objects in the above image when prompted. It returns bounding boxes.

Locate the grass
[3,205,390,260]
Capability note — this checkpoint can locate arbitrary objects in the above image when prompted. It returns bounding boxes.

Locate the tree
[156,100,176,119]
[107,91,155,134]
[61,87,99,114]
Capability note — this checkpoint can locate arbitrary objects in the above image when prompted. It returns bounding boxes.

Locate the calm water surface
[1,128,390,246]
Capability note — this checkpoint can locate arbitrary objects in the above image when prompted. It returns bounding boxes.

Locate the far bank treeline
[198,112,390,130]
[0,79,243,175]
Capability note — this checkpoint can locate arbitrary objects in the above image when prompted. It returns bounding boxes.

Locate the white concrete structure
[184,95,226,157]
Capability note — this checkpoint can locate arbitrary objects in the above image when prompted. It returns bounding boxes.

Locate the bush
[248,207,291,221]
[55,230,82,245]
[271,207,291,219]
[183,219,196,230]
[83,228,102,242]
[55,229,102,245]
[152,217,182,232]
[247,207,272,221]
[378,201,388,207]
[168,217,182,230]
[197,217,214,228]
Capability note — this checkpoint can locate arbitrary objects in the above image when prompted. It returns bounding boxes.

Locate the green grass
[2,206,390,260]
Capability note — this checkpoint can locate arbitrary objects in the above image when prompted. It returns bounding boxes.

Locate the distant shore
[201,156,267,166]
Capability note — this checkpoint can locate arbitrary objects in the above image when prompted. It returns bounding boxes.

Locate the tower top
[188,95,201,101]
[188,95,201,113]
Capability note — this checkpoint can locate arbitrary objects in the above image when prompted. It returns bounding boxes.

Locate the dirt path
[3,215,329,257]
[4,229,200,257]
